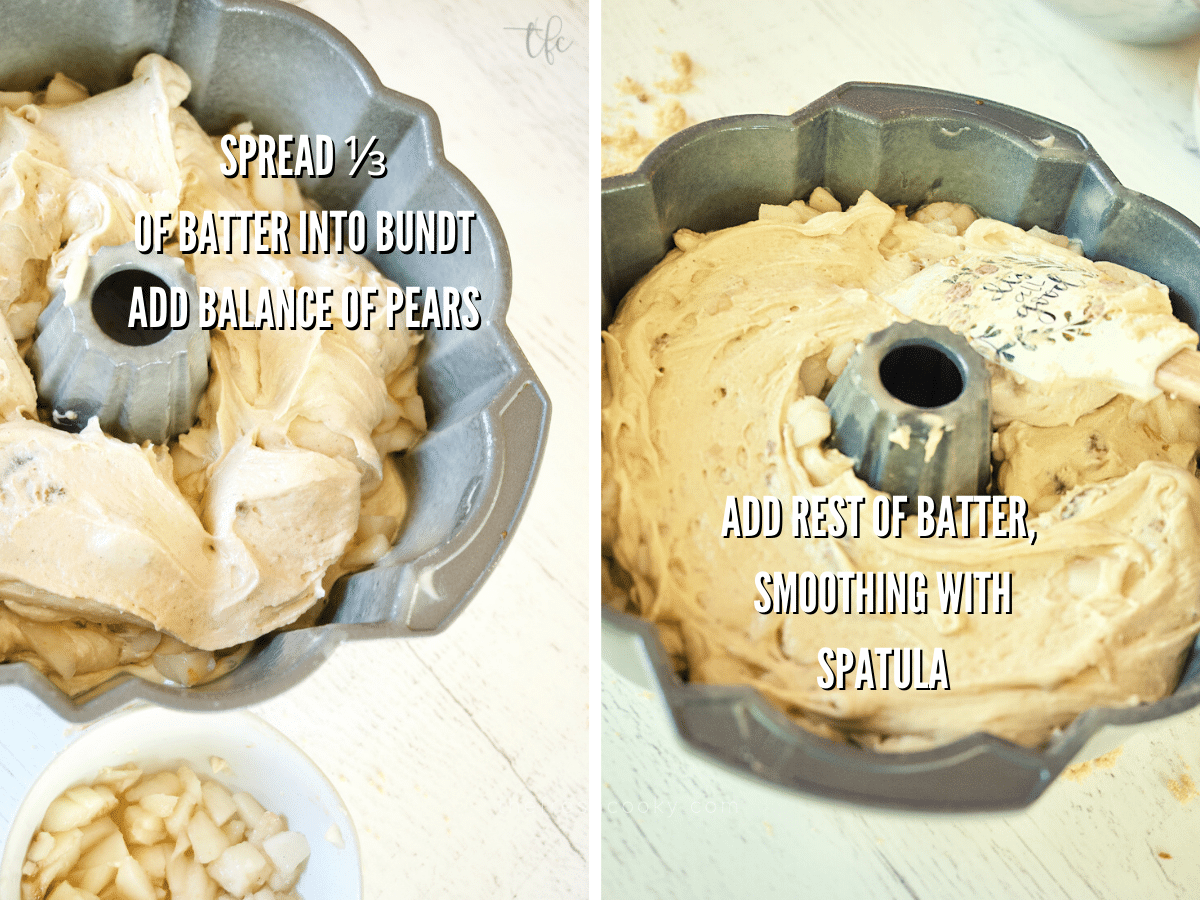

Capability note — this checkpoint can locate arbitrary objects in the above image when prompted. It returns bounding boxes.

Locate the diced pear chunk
[221,819,246,844]
[27,831,55,863]
[79,817,120,853]
[152,647,217,687]
[248,812,284,846]
[123,805,166,846]
[178,767,203,803]
[138,794,178,819]
[78,828,129,870]
[206,842,270,897]
[172,829,192,861]
[43,786,118,832]
[34,828,83,896]
[46,882,101,900]
[93,765,142,794]
[114,856,156,900]
[164,789,199,839]
[131,844,169,884]
[187,810,232,864]
[201,781,238,827]
[230,793,265,831]
[125,773,181,804]
[262,831,308,892]
[78,862,117,895]
[166,854,216,900]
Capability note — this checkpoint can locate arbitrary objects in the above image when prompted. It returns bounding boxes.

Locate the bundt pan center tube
[601,81,1200,811]
[0,0,550,719]
[825,321,991,503]
[30,243,210,445]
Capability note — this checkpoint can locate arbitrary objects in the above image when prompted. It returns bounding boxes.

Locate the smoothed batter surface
[602,189,1200,750]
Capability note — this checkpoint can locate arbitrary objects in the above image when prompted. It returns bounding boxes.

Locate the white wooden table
[601,0,1200,896]
[0,2,589,899]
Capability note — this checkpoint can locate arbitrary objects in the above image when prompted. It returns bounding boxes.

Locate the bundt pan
[1,0,549,718]
[602,82,1200,811]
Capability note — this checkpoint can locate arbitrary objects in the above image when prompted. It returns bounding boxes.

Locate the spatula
[881,236,1200,405]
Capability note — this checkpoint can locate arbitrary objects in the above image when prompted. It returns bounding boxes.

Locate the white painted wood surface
[601,0,1200,896]
[0,2,589,899]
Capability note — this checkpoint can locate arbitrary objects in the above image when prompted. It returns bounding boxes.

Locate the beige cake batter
[602,188,1200,750]
[0,55,425,693]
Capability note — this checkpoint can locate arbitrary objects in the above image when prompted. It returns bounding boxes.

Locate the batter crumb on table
[1166,771,1198,803]
[601,126,659,178]
[616,76,650,103]
[655,51,695,94]
[654,99,690,136]
[1062,747,1123,782]
[603,51,699,177]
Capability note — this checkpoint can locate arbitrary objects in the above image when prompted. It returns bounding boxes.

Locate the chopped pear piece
[248,812,284,846]
[221,818,246,844]
[206,842,270,897]
[26,830,55,863]
[262,831,309,892]
[178,766,203,803]
[77,862,117,895]
[164,788,199,839]
[114,856,156,900]
[78,828,130,870]
[166,854,216,900]
[46,882,101,900]
[137,793,178,819]
[93,765,142,794]
[131,843,169,884]
[230,793,265,831]
[201,780,238,827]
[123,804,166,846]
[34,828,84,896]
[187,810,232,864]
[125,773,182,804]
[79,816,120,853]
[43,785,119,831]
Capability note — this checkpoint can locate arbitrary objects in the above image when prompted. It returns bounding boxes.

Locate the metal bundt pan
[602,82,1200,811]
[1,0,549,718]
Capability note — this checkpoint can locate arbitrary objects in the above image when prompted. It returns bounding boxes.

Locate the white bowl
[0,706,360,900]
